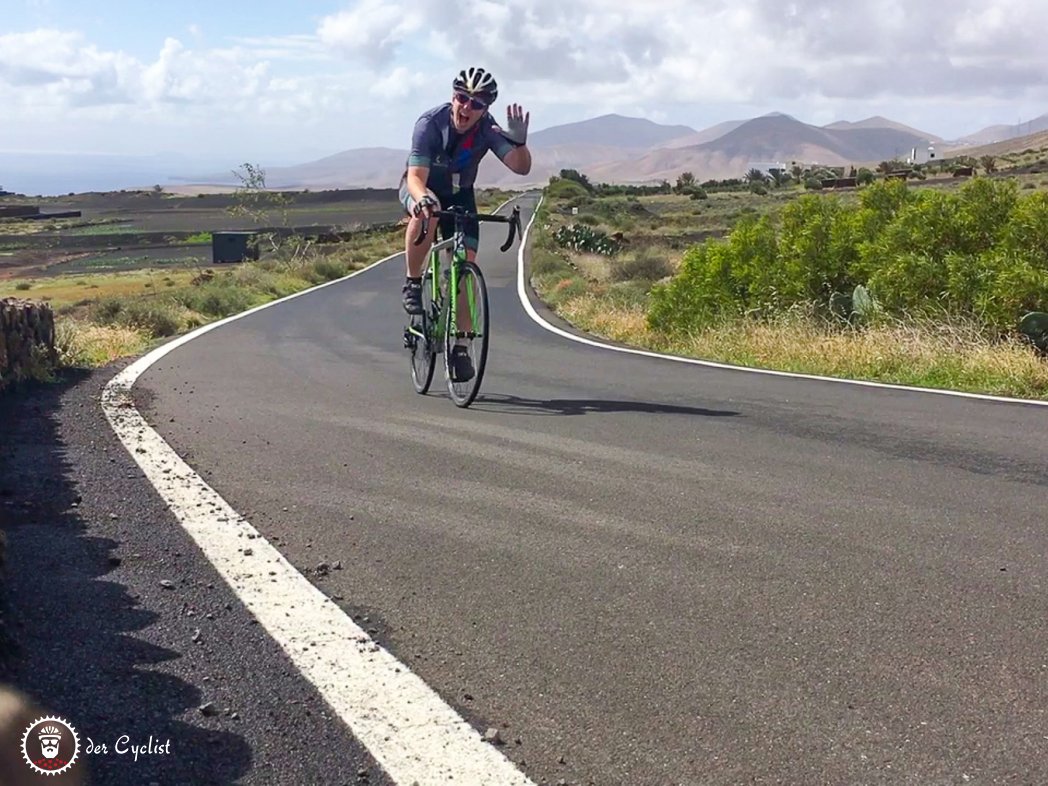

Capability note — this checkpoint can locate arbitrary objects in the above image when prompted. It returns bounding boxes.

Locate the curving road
[131,193,1048,784]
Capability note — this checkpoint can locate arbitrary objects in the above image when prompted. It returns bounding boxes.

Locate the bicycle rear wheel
[444,261,489,408]
[409,271,437,394]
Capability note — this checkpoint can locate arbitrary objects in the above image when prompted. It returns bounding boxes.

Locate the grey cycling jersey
[405,103,516,195]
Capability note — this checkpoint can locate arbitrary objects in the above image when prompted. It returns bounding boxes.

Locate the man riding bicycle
[399,66,532,380]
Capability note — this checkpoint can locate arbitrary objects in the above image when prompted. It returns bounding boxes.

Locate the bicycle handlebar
[412,205,523,253]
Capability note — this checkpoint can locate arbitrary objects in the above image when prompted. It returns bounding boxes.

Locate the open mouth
[455,107,470,125]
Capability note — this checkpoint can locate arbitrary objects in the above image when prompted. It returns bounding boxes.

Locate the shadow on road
[470,392,740,418]
[0,371,251,786]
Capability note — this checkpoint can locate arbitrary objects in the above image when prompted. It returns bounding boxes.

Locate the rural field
[0,187,406,280]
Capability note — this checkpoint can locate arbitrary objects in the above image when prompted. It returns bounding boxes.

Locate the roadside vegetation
[0,165,516,379]
[530,159,1048,400]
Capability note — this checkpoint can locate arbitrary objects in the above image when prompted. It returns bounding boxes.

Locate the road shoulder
[0,366,390,785]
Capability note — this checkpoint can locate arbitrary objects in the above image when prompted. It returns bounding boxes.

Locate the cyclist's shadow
[469,392,739,418]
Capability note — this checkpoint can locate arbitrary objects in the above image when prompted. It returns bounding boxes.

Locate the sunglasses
[453,91,489,111]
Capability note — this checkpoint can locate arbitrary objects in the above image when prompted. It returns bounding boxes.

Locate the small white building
[906,144,937,165]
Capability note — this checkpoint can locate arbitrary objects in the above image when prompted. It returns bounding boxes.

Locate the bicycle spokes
[408,272,437,394]
[444,261,489,408]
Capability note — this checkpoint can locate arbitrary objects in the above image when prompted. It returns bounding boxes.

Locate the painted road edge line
[101,249,535,785]
[516,194,1048,408]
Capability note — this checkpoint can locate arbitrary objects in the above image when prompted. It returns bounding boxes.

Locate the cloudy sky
[3,0,1048,166]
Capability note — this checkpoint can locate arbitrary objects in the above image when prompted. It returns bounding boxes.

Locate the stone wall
[0,299,57,392]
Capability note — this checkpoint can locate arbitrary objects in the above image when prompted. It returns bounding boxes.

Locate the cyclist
[399,66,531,381]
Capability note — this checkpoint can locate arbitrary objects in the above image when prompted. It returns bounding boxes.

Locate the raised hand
[501,103,530,145]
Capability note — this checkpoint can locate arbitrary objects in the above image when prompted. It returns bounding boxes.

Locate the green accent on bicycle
[404,204,522,408]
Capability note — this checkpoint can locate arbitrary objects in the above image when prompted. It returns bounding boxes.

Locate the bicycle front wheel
[444,261,489,408]
[409,271,437,394]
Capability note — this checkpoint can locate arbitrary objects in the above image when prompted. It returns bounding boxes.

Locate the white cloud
[317,0,421,66]
[309,0,1048,111]
[0,29,138,106]
[5,0,1048,161]
[0,28,345,121]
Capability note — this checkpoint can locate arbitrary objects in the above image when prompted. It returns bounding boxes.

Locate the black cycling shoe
[402,279,423,315]
[449,345,474,382]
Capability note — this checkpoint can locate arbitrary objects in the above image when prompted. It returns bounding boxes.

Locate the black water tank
[212,231,259,263]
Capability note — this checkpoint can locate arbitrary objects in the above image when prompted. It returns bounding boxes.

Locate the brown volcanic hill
[954,113,1048,146]
[691,114,932,163]
[824,116,944,143]
[655,119,748,149]
[527,113,698,149]
[577,114,940,185]
[942,128,1048,159]
[585,147,748,184]
[477,143,636,187]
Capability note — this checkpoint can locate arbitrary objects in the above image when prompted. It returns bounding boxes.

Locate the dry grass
[558,293,652,344]
[0,269,198,307]
[4,226,406,375]
[54,320,151,367]
[570,253,613,283]
[549,291,1048,399]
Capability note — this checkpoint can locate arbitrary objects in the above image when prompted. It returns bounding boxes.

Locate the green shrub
[605,280,652,309]
[91,297,126,324]
[776,194,853,305]
[647,175,1048,335]
[232,266,299,298]
[531,247,572,277]
[306,258,349,283]
[610,248,674,282]
[546,179,590,200]
[648,242,740,335]
[87,295,182,337]
[177,281,256,317]
[118,300,182,337]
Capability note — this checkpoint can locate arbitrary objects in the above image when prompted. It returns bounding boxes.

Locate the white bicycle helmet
[453,67,498,104]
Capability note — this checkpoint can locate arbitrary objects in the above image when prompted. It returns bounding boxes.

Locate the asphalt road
[120,193,1048,784]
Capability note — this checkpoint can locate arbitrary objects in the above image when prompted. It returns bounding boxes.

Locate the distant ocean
[1,172,189,197]
[0,152,239,197]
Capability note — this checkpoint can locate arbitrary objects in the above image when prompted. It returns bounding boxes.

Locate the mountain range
[9,110,1044,196]
[167,109,1047,192]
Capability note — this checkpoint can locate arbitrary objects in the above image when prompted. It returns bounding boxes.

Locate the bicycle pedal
[402,329,415,349]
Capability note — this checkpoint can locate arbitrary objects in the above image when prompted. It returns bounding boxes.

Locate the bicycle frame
[404,235,455,348]
[407,205,521,348]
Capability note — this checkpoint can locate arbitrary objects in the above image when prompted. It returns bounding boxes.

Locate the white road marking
[102,247,535,785]
[515,194,1048,408]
